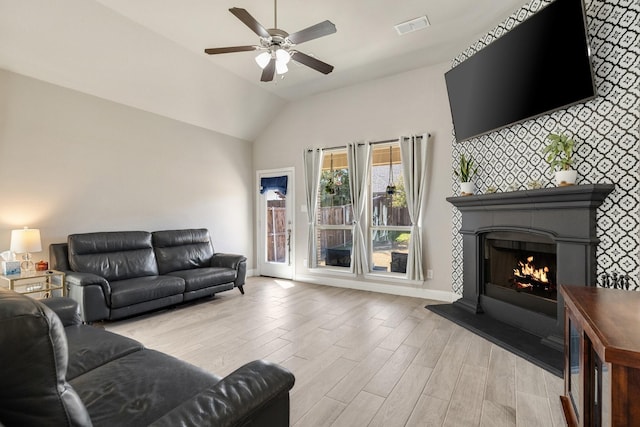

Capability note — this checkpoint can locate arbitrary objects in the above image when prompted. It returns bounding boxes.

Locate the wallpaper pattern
[450,0,640,294]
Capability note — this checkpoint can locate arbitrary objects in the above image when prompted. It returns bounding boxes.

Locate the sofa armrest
[210,253,246,270]
[65,271,110,291]
[40,297,82,327]
[150,360,295,427]
[65,272,111,323]
[211,254,247,289]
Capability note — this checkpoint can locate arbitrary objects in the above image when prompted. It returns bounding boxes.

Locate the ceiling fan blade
[204,46,258,55]
[261,58,276,82]
[287,20,336,45]
[229,7,270,39]
[291,51,334,74]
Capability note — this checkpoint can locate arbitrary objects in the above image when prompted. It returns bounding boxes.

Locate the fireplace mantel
[447,183,615,349]
[447,184,614,211]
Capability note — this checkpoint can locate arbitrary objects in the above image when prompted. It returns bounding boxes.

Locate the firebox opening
[483,231,557,318]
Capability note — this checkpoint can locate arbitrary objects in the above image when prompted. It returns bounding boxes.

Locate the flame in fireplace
[512,256,550,290]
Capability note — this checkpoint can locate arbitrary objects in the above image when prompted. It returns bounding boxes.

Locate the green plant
[395,233,410,244]
[454,153,478,182]
[542,132,575,172]
[324,178,336,195]
[320,169,350,206]
[391,175,406,208]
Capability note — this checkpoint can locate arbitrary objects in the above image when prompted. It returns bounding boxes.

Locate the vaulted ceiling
[0,0,526,141]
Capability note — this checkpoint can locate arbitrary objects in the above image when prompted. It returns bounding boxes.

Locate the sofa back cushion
[0,288,92,427]
[50,242,71,271]
[153,229,215,275]
[68,231,159,281]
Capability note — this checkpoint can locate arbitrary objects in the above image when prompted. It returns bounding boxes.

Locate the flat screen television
[445,0,596,142]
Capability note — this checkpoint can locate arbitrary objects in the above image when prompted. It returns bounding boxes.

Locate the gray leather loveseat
[0,288,295,426]
[50,228,246,323]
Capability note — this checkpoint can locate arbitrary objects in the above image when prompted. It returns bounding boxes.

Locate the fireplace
[483,231,557,318]
[447,184,614,350]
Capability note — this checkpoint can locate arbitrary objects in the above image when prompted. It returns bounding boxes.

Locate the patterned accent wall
[451,0,640,294]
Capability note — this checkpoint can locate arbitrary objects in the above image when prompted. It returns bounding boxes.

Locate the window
[305,135,427,278]
[370,143,411,274]
[316,149,353,268]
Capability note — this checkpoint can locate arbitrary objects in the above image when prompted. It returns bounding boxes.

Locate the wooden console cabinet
[559,285,640,426]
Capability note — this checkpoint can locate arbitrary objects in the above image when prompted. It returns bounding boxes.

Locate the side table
[0,270,66,298]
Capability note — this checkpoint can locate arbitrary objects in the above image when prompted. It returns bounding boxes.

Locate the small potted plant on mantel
[542,132,578,186]
[455,153,478,196]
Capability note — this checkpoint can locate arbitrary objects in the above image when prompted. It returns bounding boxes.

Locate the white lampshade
[255,51,271,69]
[10,227,42,254]
[275,61,288,75]
[275,49,291,64]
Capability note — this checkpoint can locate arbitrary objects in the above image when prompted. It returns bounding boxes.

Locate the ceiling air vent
[394,16,430,36]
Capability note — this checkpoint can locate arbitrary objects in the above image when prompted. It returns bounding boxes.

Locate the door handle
[287,222,292,266]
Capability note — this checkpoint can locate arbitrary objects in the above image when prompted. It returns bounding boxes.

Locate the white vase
[555,169,578,186]
[460,181,474,196]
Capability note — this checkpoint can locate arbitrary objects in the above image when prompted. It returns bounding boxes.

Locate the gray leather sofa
[50,229,247,323]
[0,288,295,426]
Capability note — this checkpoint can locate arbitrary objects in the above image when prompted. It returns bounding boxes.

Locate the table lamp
[10,227,42,271]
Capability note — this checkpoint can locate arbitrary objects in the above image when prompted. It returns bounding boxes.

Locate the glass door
[257,168,294,279]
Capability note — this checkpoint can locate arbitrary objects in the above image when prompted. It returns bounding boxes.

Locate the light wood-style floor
[104,276,566,427]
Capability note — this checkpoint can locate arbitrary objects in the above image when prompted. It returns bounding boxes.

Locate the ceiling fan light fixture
[275,48,291,64]
[255,51,271,69]
[275,60,288,75]
[205,3,336,82]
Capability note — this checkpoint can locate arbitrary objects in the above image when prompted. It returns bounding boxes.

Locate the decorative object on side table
[9,227,42,272]
[542,132,578,186]
[35,260,49,271]
[1,250,20,275]
[485,186,497,194]
[454,153,478,196]
[1,261,20,275]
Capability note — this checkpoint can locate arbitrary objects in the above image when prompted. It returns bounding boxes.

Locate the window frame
[308,141,421,280]
[367,142,411,277]
[315,148,353,270]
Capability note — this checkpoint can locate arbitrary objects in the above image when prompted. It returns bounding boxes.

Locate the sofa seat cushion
[69,349,221,427]
[166,267,236,292]
[109,276,185,308]
[64,325,144,380]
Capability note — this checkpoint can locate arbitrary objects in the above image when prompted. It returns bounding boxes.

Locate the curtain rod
[308,133,431,152]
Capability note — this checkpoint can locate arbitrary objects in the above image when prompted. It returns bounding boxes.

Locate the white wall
[0,69,254,265]
[254,62,456,298]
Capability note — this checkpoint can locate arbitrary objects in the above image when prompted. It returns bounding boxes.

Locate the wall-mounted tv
[445,0,596,143]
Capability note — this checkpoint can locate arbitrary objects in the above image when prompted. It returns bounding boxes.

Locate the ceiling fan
[204,0,336,82]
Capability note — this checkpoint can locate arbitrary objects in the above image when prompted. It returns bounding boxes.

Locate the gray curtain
[399,134,430,281]
[347,142,371,275]
[303,148,324,268]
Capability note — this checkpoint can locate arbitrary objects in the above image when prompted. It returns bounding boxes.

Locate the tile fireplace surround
[447,184,614,351]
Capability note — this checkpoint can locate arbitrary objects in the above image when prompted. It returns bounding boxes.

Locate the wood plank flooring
[104,276,566,426]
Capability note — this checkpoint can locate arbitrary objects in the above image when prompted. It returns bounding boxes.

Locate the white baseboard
[294,273,460,303]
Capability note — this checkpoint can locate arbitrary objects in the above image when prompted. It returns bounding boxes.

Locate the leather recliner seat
[0,288,295,427]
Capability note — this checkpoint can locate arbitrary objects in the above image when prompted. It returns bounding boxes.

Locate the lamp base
[20,253,34,272]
